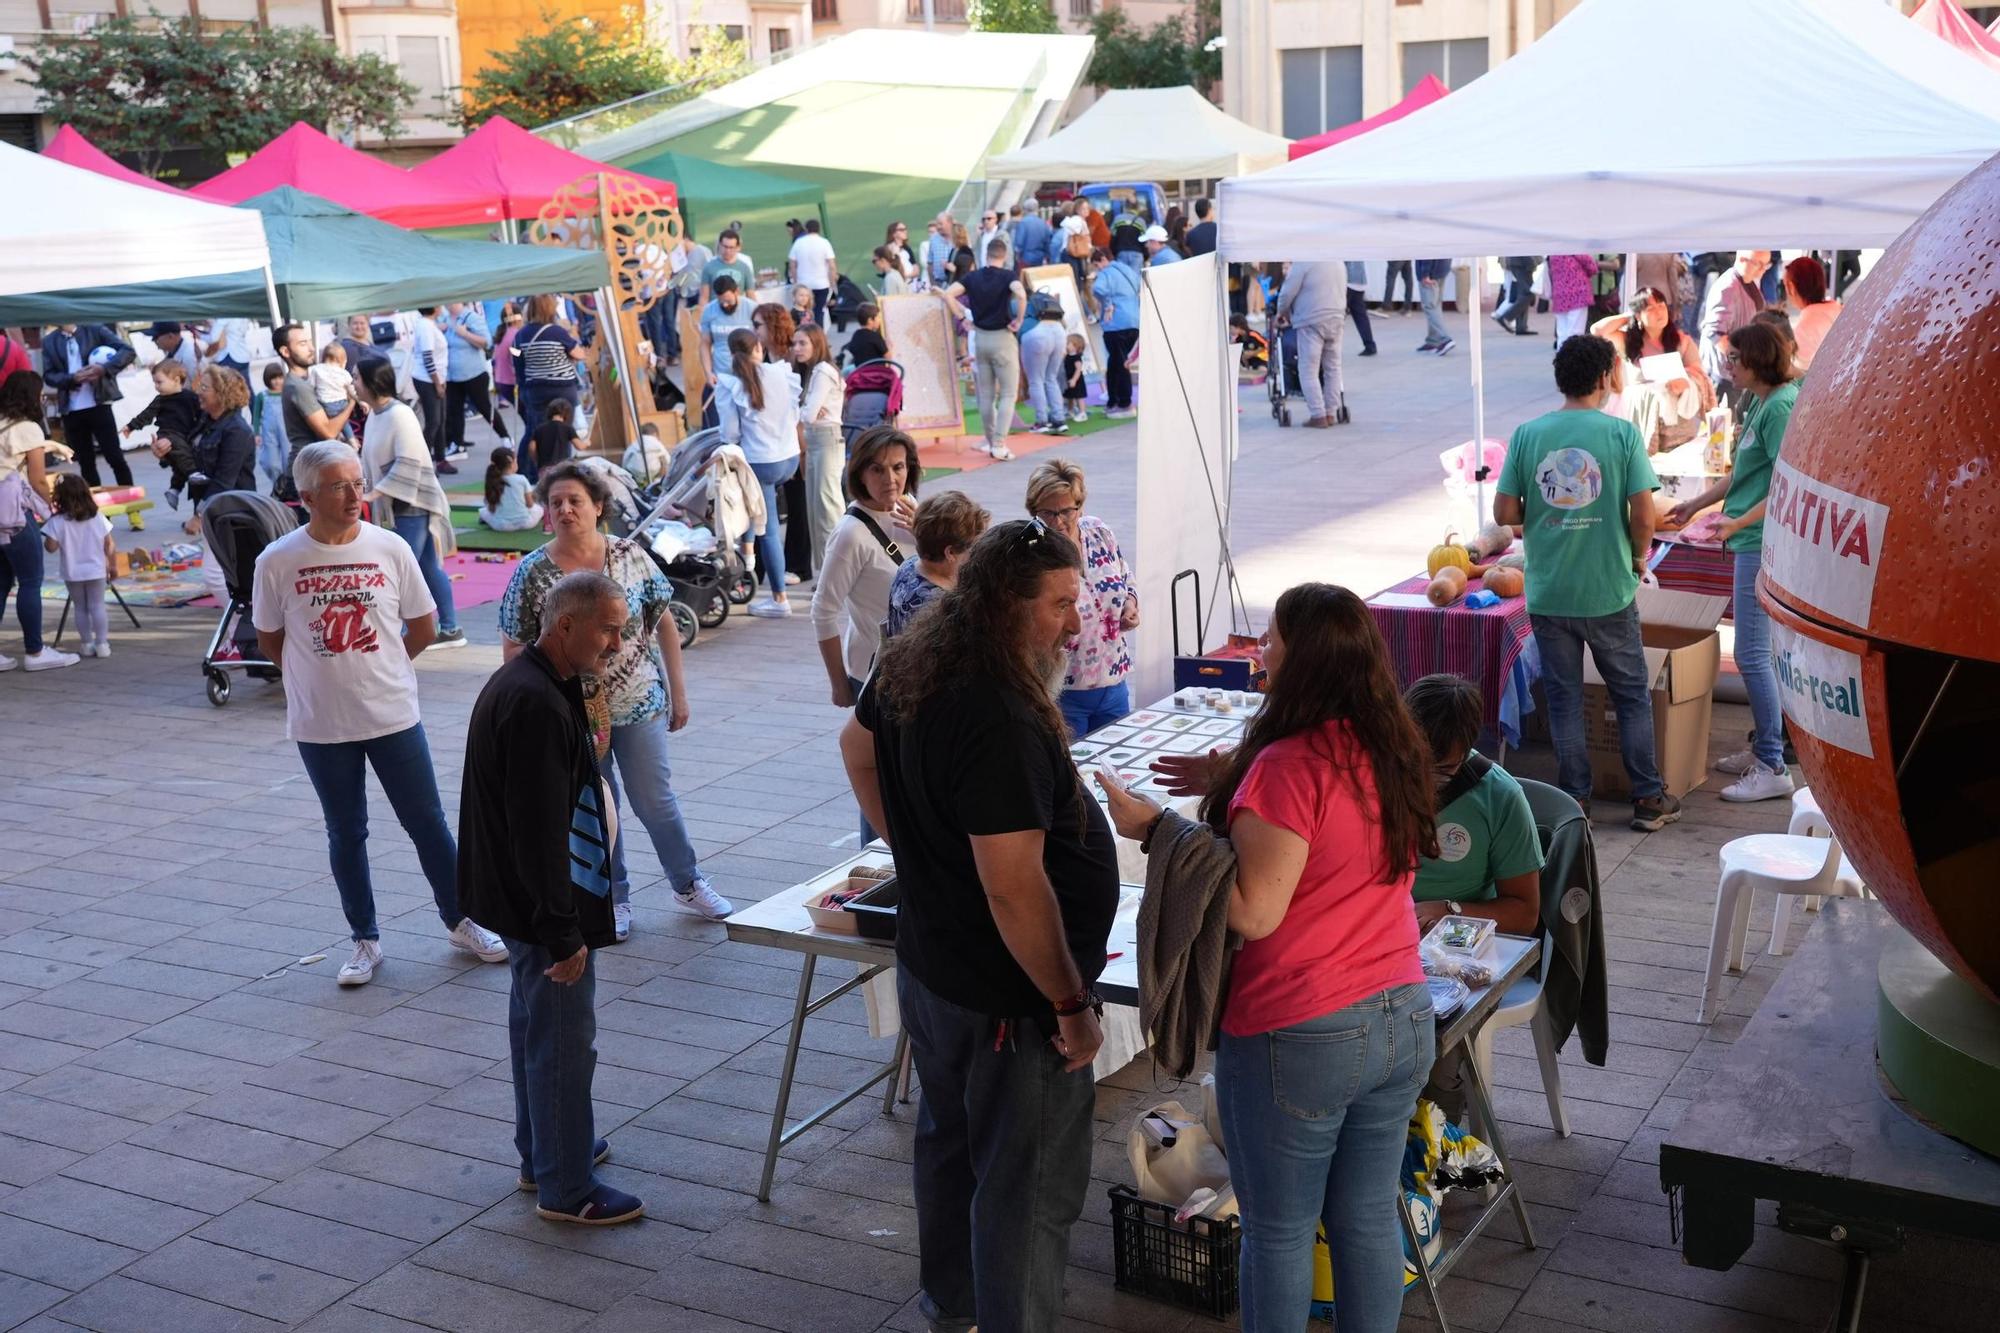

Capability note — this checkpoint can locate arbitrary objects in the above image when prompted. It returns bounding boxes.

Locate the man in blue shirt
[926,212,957,287]
[1010,203,1052,270]
[1089,248,1141,417]
[1141,226,1181,267]
[443,302,497,457]
[697,275,753,428]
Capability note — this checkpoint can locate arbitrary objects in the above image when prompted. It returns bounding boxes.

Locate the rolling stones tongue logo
[310,597,380,655]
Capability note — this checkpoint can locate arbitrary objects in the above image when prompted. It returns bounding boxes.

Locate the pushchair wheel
[205,668,231,707]
[1335,397,1351,425]
[1278,405,1292,427]
[725,570,756,605]
[697,591,728,629]
[670,600,699,649]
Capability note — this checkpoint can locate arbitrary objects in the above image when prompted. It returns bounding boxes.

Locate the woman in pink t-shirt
[1103,583,1437,1331]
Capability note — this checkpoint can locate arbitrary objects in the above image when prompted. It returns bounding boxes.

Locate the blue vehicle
[1075,181,1168,231]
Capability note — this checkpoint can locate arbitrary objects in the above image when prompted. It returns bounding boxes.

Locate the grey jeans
[802,420,845,571]
[1294,313,1346,419]
[67,578,108,645]
[971,329,1020,448]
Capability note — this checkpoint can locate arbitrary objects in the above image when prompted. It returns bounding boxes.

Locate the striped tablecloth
[1650,539,1735,619]
[1366,575,1538,743]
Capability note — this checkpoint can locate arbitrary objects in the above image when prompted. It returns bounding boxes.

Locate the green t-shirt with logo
[1723,380,1796,554]
[1412,761,1545,905]
[1496,408,1658,618]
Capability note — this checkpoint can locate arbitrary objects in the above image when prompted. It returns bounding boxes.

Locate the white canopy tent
[1220,0,2000,261]
[0,142,276,314]
[987,86,1291,182]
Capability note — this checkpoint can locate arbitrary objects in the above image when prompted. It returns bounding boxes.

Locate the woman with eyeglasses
[1023,458,1138,737]
[1098,583,1437,1331]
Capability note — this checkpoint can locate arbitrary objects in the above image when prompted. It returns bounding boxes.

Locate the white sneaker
[673,878,734,920]
[76,641,97,659]
[1713,748,1758,776]
[337,939,383,986]
[22,647,79,672]
[613,903,632,942]
[0,652,16,672]
[746,598,792,619]
[1720,762,1796,803]
[95,641,110,659]
[447,919,509,962]
[987,443,1015,461]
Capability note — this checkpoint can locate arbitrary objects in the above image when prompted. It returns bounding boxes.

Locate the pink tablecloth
[1650,539,1735,619]
[1366,574,1535,741]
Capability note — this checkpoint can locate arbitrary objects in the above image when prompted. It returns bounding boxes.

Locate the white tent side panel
[0,144,272,298]
[1134,255,1236,706]
[1219,0,2000,261]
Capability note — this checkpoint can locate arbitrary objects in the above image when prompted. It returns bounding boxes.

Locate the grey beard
[1037,647,1067,700]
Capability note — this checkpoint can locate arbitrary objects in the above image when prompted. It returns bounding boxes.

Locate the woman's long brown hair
[1202,583,1438,878]
[726,328,764,413]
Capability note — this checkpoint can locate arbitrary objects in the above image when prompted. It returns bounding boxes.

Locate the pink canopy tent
[1287,75,1449,160]
[408,117,678,224]
[41,125,185,196]
[190,123,500,229]
[1910,0,2000,73]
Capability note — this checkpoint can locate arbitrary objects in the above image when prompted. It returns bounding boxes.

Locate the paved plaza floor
[0,310,1973,1331]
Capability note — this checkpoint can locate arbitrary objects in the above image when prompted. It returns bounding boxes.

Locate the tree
[1086,0,1222,95]
[25,17,416,176]
[969,0,1060,37]
[460,11,746,131]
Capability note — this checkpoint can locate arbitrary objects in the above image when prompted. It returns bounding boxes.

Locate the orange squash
[1426,567,1468,606]
[1484,566,1525,599]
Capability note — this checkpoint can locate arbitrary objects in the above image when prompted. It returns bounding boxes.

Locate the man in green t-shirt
[1495,336,1680,832]
[698,229,757,306]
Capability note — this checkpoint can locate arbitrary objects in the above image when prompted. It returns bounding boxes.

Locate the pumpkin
[1427,534,1474,578]
[1426,567,1468,606]
[1470,523,1514,561]
[1484,566,1525,598]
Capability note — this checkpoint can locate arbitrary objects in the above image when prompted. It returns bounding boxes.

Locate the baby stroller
[199,491,300,707]
[636,427,758,612]
[843,358,905,449]
[1267,306,1300,427]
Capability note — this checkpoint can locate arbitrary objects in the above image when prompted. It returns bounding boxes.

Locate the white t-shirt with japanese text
[252,523,436,743]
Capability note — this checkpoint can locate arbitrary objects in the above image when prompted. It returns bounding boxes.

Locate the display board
[879,293,964,437]
[678,304,708,407]
[1023,263,1100,376]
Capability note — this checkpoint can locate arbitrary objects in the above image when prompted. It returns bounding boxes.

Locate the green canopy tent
[617,150,828,278]
[0,187,611,324]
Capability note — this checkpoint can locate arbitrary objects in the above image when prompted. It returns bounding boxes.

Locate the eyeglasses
[1033,505,1081,525]
[315,480,365,498]
[1011,517,1050,552]
[1724,351,1742,364]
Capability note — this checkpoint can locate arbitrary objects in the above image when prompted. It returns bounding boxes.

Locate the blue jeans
[1419,279,1449,346]
[505,936,600,1210]
[1021,321,1067,427]
[603,716,704,905]
[898,968,1095,1333]
[294,723,462,940]
[0,520,46,654]
[518,382,579,480]
[749,456,798,597]
[1216,983,1434,1333]
[390,512,457,634]
[1060,681,1130,739]
[1732,548,1785,771]
[1532,603,1664,803]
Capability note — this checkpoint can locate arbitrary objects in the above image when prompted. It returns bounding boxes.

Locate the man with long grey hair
[252,441,508,987]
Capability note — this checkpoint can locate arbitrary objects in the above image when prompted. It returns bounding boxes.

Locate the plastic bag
[1127,1099,1231,1207]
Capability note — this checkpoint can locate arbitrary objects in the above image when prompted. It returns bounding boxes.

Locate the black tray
[843,877,900,941]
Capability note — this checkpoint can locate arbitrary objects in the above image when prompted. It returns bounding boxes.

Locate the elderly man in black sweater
[459,570,645,1227]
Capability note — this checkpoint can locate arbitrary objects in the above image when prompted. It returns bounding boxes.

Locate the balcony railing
[906,0,970,22]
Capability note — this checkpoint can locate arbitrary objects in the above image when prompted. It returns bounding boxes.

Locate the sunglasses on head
[1011,517,1050,554]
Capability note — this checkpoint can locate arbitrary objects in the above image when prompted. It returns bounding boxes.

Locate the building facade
[0,0,461,153]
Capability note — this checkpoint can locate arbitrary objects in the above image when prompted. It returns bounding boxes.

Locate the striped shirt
[511,323,579,385]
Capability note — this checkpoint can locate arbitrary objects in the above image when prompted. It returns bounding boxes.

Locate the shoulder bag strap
[1437,751,1494,812]
[846,504,903,564]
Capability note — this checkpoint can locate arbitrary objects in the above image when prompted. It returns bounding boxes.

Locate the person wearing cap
[146,322,201,382]
[1142,225,1182,268]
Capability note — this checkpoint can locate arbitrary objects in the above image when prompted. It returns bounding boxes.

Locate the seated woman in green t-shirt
[1406,675,1544,936]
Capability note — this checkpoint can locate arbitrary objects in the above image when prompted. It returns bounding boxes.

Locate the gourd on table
[1426,565,1469,606]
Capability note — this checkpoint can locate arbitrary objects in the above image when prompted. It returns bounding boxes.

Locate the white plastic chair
[1699,832,1866,1022]
[1471,937,1570,1139]
[1771,786,1866,953]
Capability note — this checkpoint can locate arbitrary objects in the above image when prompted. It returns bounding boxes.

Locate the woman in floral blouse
[1024,458,1138,737]
[497,461,732,940]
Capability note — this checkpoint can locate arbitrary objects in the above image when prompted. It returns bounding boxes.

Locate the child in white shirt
[310,344,355,439]
[41,475,117,658]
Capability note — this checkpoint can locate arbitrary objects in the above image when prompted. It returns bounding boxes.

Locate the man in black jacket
[41,323,136,486]
[459,570,645,1227]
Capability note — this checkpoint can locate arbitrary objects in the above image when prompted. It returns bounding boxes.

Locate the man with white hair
[1699,249,1770,404]
[253,441,508,987]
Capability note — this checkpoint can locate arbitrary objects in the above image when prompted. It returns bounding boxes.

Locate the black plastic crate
[1107,1185,1240,1318]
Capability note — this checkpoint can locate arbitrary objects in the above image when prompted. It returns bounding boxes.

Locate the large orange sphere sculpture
[1760,150,2000,1001]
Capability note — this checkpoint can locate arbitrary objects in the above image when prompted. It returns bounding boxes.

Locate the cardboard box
[1579,586,1727,799]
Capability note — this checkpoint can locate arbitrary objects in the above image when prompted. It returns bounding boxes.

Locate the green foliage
[461,11,746,131]
[1086,0,1222,93]
[24,16,416,176]
[969,0,1060,37]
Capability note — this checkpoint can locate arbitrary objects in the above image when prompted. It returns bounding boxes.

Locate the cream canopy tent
[1219,0,2000,261]
[0,141,275,309]
[986,86,1290,182]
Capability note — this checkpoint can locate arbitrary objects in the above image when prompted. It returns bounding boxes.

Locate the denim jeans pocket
[1269,1025,1368,1120]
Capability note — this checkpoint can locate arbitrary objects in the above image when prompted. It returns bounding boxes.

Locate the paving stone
[694,1216,920,1300]
[413,1224,655,1312]
[61,1142,266,1214]
[631,1093,847,1161]
[305,1032,496,1090]
[47,1273,288,1333]
[0,1272,65,1329]
[318,1135,517,1208]
[0,1032,91,1077]
[135,1013,317,1066]
[344,1261,595,1333]
[193,1199,418,1283]
[122,1233,355,1324]
[0,1176,209,1251]
[13,1065,205,1126]
[376,1104,519,1165]
[252,1167,479,1245]
[245,1055,440,1117]
[0,1091,146,1153]
[127,1111,334,1181]
[468,1196,703,1272]
[188,991,371,1042]
[291,1303,447,1333]
[355,1006,513,1059]
[0,928,149,968]
[192,1083,390,1149]
[0,1134,83,1189]
[0,1212,143,1289]
[30,979,203,1024]
[78,1037,265,1093]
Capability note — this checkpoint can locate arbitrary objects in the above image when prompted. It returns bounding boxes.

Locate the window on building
[1401,37,1487,94]
[0,116,37,153]
[1280,45,1363,140]
[812,0,839,20]
[723,24,746,40]
[906,0,971,22]
[768,27,791,54]
[1069,0,1092,18]
[396,34,449,122]
[1969,5,2000,26]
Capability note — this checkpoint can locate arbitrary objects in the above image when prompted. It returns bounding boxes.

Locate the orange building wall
[457,0,627,88]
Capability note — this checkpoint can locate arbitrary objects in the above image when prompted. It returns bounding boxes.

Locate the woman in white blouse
[714,327,802,618]
[792,324,846,575]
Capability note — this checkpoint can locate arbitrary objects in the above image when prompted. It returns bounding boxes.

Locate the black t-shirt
[857,671,1118,1019]
[530,419,575,469]
[1185,220,1217,256]
[959,266,1018,331]
[846,328,888,366]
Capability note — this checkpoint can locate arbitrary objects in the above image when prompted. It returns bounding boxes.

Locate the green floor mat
[921,466,960,482]
[960,399,1128,441]
[450,506,549,553]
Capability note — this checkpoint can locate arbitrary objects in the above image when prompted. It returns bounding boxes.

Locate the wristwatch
[1052,988,1099,1018]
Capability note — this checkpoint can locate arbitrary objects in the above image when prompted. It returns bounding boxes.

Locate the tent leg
[1467,257,1488,531]
[260,264,283,327]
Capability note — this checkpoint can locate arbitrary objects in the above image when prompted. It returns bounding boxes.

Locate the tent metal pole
[260,263,284,326]
[1467,256,1488,531]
